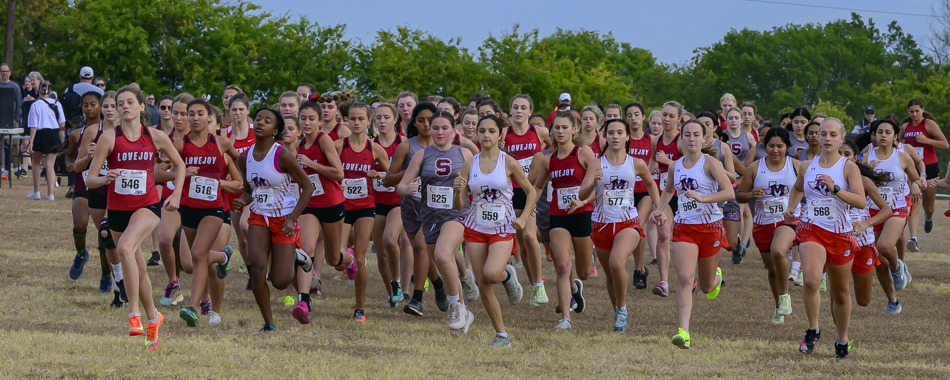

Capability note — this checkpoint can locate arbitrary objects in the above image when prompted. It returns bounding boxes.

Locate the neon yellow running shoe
[672,328,690,349]
[771,308,785,325]
[425,279,430,292]
[706,267,723,300]
[283,296,296,306]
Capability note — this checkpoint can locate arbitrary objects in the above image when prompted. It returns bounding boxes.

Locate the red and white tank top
[504,125,543,188]
[628,133,652,193]
[752,157,801,225]
[372,134,403,206]
[850,202,874,248]
[592,155,639,223]
[463,152,515,234]
[656,133,682,190]
[298,133,344,208]
[801,157,852,233]
[246,143,296,217]
[340,137,376,210]
[549,146,593,216]
[225,124,256,211]
[903,121,937,165]
[868,148,909,210]
[107,125,159,211]
[672,154,722,224]
[180,134,227,209]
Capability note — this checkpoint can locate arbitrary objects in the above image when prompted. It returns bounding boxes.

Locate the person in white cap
[70,67,104,97]
[548,92,574,126]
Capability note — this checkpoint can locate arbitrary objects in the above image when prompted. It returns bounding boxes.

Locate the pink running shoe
[292,301,310,324]
[345,248,359,280]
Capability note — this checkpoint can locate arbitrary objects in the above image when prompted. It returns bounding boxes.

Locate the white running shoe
[553,318,572,330]
[43,195,54,201]
[26,191,40,200]
[503,265,523,305]
[461,270,479,303]
[171,293,185,306]
[208,311,221,324]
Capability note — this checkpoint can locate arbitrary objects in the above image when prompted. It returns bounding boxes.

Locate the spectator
[69,67,104,96]
[21,75,37,99]
[0,63,23,176]
[851,106,876,136]
[547,92,573,125]
[26,80,64,200]
[146,93,156,106]
[23,72,44,101]
[93,77,106,90]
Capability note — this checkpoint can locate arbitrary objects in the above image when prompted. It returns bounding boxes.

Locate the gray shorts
[400,197,423,234]
[722,199,740,222]
[536,201,551,242]
[421,207,467,244]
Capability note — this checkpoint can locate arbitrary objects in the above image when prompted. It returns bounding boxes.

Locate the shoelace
[146,323,158,341]
[129,316,143,330]
[448,306,460,322]
[163,283,176,298]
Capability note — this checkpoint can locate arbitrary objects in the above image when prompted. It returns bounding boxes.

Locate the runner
[580,105,605,158]
[718,93,736,130]
[437,97,461,123]
[477,98,502,118]
[278,91,301,118]
[797,121,821,161]
[651,118,733,349]
[532,110,594,330]
[336,102,390,322]
[317,92,352,140]
[901,98,947,249]
[838,140,901,314]
[647,110,663,137]
[529,114,547,130]
[66,92,103,282]
[155,95,174,134]
[723,106,757,259]
[579,118,661,333]
[785,117,865,359]
[86,86,186,351]
[458,114,538,346]
[788,107,811,158]
[650,101,685,297]
[221,85,244,127]
[736,127,801,324]
[861,119,919,292]
[505,94,550,306]
[738,102,760,143]
[695,111,739,265]
[625,102,655,289]
[458,109,478,142]
[232,108,314,332]
[395,91,418,136]
[604,104,622,120]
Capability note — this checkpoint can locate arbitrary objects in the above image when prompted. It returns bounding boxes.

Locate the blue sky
[252,0,939,65]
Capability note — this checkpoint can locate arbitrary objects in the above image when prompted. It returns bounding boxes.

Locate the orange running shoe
[145,312,164,351]
[128,315,144,336]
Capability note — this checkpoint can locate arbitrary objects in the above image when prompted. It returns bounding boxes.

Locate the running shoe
[435,285,449,312]
[819,274,827,291]
[404,299,423,316]
[216,246,233,279]
[772,308,784,325]
[553,318,572,330]
[245,277,252,291]
[591,265,598,277]
[834,339,853,359]
[145,312,164,351]
[239,264,248,273]
[554,298,578,314]
[292,301,311,324]
[128,315,145,336]
[461,271,479,303]
[425,279,430,291]
[65,186,74,198]
[514,261,524,269]
[294,248,312,272]
[390,282,404,304]
[732,245,743,264]
[99,277,112,294]
[146,251,161,266]
[68,250,88,280]
[503,264,523,305]
[653,281,669,297]
[632,268,648,290]
[25,190,40,200]
[171,294,184,306]
[925,218,933,233]
[344,248,359,280]
[208,311,221,324]
[883,300,902,315]
[672,328,690,349]
[116,279,128,303]
[529,284,549,306]
[282,296,295,306]
[311,272,323,296]
[901,259,913,286]
[572,279,585,313]
[111,288,124,308]
[489,334,511,348]
[778,293,792,316]
[793,270,803,287]
[799,328,821,354]
[159,282,180,307]
[259,324,276,332]
[16,167,27,178]
[692,278,698,293]
[353,309,366,322]
[447,303,474,333]
[907,237,919,252]
[179,307,198,327]
[788,267,799,282]
[892,266,906,291]
[707,267,723,300]
[613,307,627,333]
[649,258,657,265]
[199,300,211,315]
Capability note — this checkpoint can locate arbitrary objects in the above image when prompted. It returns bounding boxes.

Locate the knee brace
[99,218,116,250]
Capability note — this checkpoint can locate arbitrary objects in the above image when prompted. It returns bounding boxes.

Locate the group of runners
[59,85,945,356]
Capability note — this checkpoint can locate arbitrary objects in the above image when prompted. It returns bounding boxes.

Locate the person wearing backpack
[26,80,64,200]
[62,67,103,132]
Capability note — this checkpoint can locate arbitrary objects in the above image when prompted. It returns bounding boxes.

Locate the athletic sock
[532,282,543,287]
[75,245,86,258]
[791,261,801,272]
[502,270,511,284]
[412,289,424,302]
[147,315,158,324]
[619,305,627,313]
[111,263,123,281]
[433,277,444,289]
[497,332,509,339]
[101,269,111,279]
[128,312,140,318]
[447,295,460,305]
[298,293,310,304]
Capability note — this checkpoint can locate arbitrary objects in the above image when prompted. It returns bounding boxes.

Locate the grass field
[1,179,949,379]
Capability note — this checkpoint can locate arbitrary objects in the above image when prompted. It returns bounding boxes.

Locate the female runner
[901,98,947,248]
[579,105,604,158]
[226,93,255,287]
[232,108,314,331]
[318,92,351,140]
[395,91,418,136]
[798,121,821,161]
[278,91,301,117]
[457,114,538,346]
[86,86,186,351]
[458,109,478,142]
[785,118,865,359]
[718,93,736,130]
[533,111,594,330]
[604,104,622,120]
[156,93,194,306]
[580,119,661,333]
[650,102,684,296]
[787,107,811,158]
[66,92,105,284]
[651,119,733,349]
[625,102,655,289]
[736,127,801,324]
[723,106,757,258]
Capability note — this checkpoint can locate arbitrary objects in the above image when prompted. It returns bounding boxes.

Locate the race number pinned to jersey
[914,146,924,159]
[679,196,702,218]
[288,183,300,201]
[188,176,219,201]
[764,196,788,216]
[517,157,533,177]
[307,174,325,196]
[879,186,895,207]
[427,185,453,209]
[604,189,632,212]
[476,203,505,227]
[557,186,580,210]
[252,187,276,209]
[343,178,368,199]
[545,181,554,203]
[115,170,147,195]
[807,198,837,223]
[659,172,668,190]
[373,172,395,193]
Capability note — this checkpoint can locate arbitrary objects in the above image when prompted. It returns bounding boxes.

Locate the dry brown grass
[1,179,949,379]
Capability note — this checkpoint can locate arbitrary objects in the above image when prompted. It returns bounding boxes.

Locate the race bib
[307,174,325,196]
[188,176,219,201]
[288,183,300,201]
[878,186,895,207]
[412,177,422,199]
[914,146,924,158]
[115,170,147,195]
[659,172,668,190]
[81,170,89,182]
[427,185,453,209]
[545,181,553,203]
[679,196,702,218]
[604,189,632,212]
[807,198,837,223]
[373,172,395,193]
[517,157,533,177]
[99,161,109,176]
[252,188,276,208]
[343,178,368,199]
[557,186,580,210]
[764,196,788,216]
[476,203,505,226]
[164,167,174,190]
